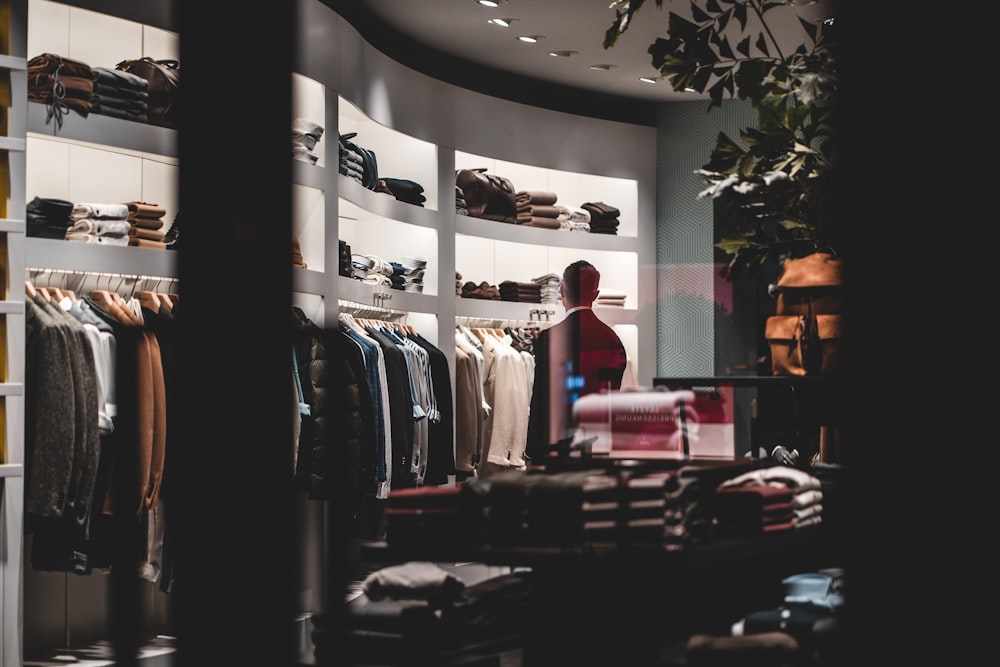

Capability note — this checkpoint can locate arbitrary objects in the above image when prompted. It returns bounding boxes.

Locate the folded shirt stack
[594,288,627,308]
[292,117,324,165]
[26,196,74,239]
[65,202,130,246]
[581,201,620,235]
[498,280,541,303]
[556,204,592,232]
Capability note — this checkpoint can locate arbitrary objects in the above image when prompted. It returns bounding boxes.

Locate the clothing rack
[455,315,550,329]
[338,299,407,321]
[25,267,180,298]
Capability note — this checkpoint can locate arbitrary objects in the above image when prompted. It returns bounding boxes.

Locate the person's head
[561,260,600,308]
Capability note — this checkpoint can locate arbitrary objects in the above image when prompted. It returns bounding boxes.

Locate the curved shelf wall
[455,214,640,252]
[339,177,440,229]
[26,101,177,157]
[25,237,177,276]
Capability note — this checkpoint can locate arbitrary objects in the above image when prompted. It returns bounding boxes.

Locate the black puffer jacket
[292,308,377,529]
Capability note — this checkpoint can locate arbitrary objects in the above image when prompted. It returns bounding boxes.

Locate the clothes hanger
[135,276,161,313]
[90,274,136,325]
[112,275,144,325]
[158,278,178,310]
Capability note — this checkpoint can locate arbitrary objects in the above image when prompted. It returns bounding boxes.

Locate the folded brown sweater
[128,237,166,250]
[129,217,165,231]
[516,204,561,218]
[125,201,168,219]
[517,217,561,230]
[128,226,166,242]
[515,190,558,206]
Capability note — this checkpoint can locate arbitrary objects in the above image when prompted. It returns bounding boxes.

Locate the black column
[171,2,298,664]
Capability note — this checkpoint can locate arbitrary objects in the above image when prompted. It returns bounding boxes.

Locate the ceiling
[330,0,836,123]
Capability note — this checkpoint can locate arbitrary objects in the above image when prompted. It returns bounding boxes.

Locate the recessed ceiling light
[517,35,544,43]
[638,77,658,84]
[476,0,506,7]
[548,50,578,58]
[487,18,516,28]
[588,64,617,71]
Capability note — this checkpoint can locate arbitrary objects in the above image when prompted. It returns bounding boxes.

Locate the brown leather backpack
[115,57,179,127]
[455,168,517,223]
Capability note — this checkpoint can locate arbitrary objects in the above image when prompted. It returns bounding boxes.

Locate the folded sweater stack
[581,201,620,235]
[65,202,131,246]
[515,191,561,230]
[125,201,168,250]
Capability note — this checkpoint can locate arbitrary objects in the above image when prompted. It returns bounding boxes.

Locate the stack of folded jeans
[400,257,427,293]
[90,66,149,122]
[338,240,354,277]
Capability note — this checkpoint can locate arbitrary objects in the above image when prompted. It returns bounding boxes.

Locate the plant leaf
[755,32,769,57]
[736,35,751,58]
[733,1,747,30]
[717,11,730,33]
[716,35,735,59]
[797,16,818,43]
[702,132,746,173]
[715,237,751,255]
[691,3,712,23]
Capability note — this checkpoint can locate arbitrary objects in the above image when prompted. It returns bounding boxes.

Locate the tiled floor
[24,636,176,667]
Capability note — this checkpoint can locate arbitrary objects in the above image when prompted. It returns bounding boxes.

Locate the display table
[359,524,844,666]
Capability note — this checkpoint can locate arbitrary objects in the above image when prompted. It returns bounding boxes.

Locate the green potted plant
[605,0,840,281]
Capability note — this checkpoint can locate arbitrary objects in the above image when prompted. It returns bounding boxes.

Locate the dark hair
[562,260,600,304]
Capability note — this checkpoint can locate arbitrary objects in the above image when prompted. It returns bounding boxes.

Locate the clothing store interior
[2,1,987,666]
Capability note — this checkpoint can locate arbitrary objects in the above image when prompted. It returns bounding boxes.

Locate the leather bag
[765,252,844,376]
[115,57,179,126]
[765,313,843,377]
[455,168,517,223]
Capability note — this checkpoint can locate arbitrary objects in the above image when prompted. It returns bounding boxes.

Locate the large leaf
[755,32,770,57]
[733,58,775,103]
[798,15,819,43]
[691,3,712,23]
[715,33,735,59]
[667,11,704,43]
[736,35,751,58]
[655,52,702,91]
[702,132,747,172]
[733,1,748,30]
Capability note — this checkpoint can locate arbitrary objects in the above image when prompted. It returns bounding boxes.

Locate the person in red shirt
[525,260,628,461]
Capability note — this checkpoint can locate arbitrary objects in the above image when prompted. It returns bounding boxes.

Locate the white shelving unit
[12,1,179,662]
[7,0,659,660]
[292,0,656,381]
[0,1,28,664]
